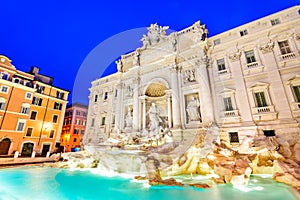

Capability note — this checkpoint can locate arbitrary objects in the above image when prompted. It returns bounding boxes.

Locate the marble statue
[186,96,201,122]
[184,69,196,82]
[169,32,177,52]
[125,108,133,128]
[147,103,162,136]
[133,49,140,66]
[115,59,123,72]
[141,23,169,49]
[192,21,208,42]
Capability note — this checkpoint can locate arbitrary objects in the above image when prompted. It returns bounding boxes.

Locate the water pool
[0,167,298,200]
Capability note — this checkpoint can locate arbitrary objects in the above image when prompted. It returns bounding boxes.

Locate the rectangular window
[104,92,108,100]
[36,85,45,93]
[293,85,300,102]
[240,29,248,36]
[76,119,80,125]
[223,97,233,111]
[263,130,276,137]
[229,132,239,143]
[0,86,9,94]
[115,89,118,97]
[271,18,280,26]
[94,95,98,102]
[76,111,80,116]
[213,39,221,45]
[25,92,32,100]
[49,130,55,138]
[1,73,9,80]
[54,102,62,110]
[82,120,87,126]
[245,50,256,64]
[30,111,37,120]
[0,102,5,110]
[81,130,85,135]
[26,127,33,137]
[56,91,64,99]
[74,129,79,134]
[16,121,25,131]
[74,138,77,142]
[52,115,58,123]
[217,58,226,71]
[32,97,43,106]
[101,117,106,125]
[91,118,95,127]
[278,40,291,55]
[255,92,267,107]
[82,112,87,117]
[20,106,30,114]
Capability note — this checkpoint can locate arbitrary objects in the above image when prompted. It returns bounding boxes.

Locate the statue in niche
[115,59,123,72]
[126,85,133,97]
[125,107,133,128]
[184,69,196,83]
[186,96,201,122]
[141,23,169,49]
[133,49,140,66]
[147,103,162,136]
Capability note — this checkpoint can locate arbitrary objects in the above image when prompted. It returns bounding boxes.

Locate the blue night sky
[0,0,299,104]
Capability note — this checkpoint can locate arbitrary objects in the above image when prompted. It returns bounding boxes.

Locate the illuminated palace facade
[84,6,300,145]
[0,56,69,156]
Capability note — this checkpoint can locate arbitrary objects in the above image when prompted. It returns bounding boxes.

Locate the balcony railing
[218,69,228,75]
[281,52,296,60]
[224,110,239,117]
[246,61,259,68]
[253,105,275,114]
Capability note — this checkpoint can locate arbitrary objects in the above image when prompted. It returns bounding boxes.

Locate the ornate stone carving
[195,56,209,66]
[228,51,241,62]
[169,32,178,52]
[133,48,140,66]
[184,69,196,83]
[115,59,123,72]
[186,95,201,123]
[294,33,300,41]
[141,23,169,49]
[259,41,274,54]
[192,21,209,42]
[125,107,133,128]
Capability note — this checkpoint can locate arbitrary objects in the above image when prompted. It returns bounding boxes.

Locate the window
[217,58,226,71]
[94,94,98,102]
[82,120,87,126]
[213,39,221,45]
[13,78,20,83]
[52,115,58,123]
[101,117,106,125]
[229,132,239,143]
[115,89,118,97]
[20,105,30,114]
[0,86,9,94]
[271,18,280,26]
[76,119,80,125]
[54,102,62,110]
[49,130,55,138]
[16,121,25,131]
[26,127,33,137]
[25,92,32,100]
[32,97,43,106]
[104,92,108,100]
[30,111,37,120]
[1,73,9,80]
[245,50,256,64]
[0,102,5,110]
[293,85,300,102]
[36,85,45,93]
[263,130,275,137]
[82,112,87,117]
[56,91,64,99]
[91,118,95,127]
[240,29,248,36]
[76,111,80,116]
[223,97,233,111]
[73,138,77,142]
[74,129,79,134]
[255,92,267,107]
[81,130,85,135]
[278,40,291,55]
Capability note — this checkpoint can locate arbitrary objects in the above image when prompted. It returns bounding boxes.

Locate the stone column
[195,57,214,123]
[166,91,172,128]
[114,82,123,131]
[142,97,146,129]
[170,64,181,128]
[132,78,139,131]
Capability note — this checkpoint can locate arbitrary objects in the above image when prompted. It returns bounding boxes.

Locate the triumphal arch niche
[87,21,215,142]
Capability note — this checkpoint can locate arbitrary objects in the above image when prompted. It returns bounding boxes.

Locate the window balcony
[252,105,277,121]
[243,62,264,75]
[222,109,241,123]
[281,52,296,60]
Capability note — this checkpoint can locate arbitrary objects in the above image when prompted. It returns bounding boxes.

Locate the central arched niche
[145,82,166,97]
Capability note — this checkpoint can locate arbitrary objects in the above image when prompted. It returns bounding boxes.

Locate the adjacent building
[0,55,69,156]
[84,6,300,146]
[61,103,88,152]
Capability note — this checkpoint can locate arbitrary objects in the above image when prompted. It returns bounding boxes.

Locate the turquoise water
[0,167,298,200]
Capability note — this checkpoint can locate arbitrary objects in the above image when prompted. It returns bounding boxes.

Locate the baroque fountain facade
[75,6,300,189]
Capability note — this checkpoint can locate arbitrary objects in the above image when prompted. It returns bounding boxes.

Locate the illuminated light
[254,186,264,191]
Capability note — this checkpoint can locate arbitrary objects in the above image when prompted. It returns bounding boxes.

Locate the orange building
[61,103,88,152]
[0,55,69,156]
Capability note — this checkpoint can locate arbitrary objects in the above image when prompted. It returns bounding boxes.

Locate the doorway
[0,138,11,155]
[21,142,34,157]
[41,144,50,157]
